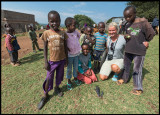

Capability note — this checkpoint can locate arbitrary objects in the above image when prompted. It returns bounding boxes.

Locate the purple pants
[43,59,66,94]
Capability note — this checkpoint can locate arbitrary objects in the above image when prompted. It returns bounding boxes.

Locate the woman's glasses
[110,43,114,50]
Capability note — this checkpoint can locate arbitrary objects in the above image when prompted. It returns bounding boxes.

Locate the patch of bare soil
[1,30,44,65]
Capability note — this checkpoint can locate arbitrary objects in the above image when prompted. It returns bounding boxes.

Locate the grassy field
[1,35,159,114]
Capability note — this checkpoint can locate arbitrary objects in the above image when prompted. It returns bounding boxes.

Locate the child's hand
[143,41,149,49]
[88,69,92,76]
[68,47,70,52]
[44,62,50,71]
[64,59,68,67]
[124,34,131,39]
[84,73,89,77]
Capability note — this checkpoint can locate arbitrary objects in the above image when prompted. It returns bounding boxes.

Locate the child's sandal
[131,89,143,95]
[116,79,124,85]
[67,83,72,90]
[74,79,81,86]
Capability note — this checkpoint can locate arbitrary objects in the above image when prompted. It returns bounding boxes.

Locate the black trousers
[9,51,18,63]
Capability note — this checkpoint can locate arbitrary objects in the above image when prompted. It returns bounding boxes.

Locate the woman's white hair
[108,22,119,33]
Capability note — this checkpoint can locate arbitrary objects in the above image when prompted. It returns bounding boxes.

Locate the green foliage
[127,1,159,22]
[74,14,96,29]
[106,18,112,24]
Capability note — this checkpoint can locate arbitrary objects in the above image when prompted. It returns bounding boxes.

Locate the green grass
[1,35,159,114]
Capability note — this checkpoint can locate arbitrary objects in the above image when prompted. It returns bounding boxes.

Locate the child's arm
[28,32,32,40]
[88,55,92,69]
[64,32,69,66]
[78,60,89,77]
[78,60,84,74]
[64,39,68,66]
[6,35,14,51]
[44,40,50,71]
[88,55,92,76]
[105,36,108,52]
[144,19,156,42]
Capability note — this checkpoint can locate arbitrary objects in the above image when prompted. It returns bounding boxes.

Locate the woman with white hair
[99,22,126,81]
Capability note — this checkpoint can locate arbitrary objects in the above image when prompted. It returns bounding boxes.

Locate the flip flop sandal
[131,90,143,95]
[116,79,124,85]
[67,83,72,90]
[74,80,81,86]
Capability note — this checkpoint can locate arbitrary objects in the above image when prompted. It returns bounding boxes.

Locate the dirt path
[1,30,44,65]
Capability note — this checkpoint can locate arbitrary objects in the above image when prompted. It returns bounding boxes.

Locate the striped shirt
[94,32,108,51]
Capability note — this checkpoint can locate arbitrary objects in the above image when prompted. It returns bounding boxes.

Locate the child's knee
[85,79,92,84]
[100,74,108,80]
[111,64,120,73]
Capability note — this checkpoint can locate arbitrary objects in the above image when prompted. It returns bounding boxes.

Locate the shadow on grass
[19,52,44,64]
[60,79,85,94]
[38,81,85,110]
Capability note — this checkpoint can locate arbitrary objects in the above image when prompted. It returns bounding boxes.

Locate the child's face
[6,27,14,35]
[124,9,136,23]
[67,20,76,32]
[82,45,89,56]
[98,23,105,33]
[86,27,93,36]
[48,13,60,31]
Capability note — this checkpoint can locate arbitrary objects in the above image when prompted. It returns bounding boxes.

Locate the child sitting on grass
[77,43,98,84]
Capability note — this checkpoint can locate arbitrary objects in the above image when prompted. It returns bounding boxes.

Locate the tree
[74,14,96,29]
[127,1,159,22]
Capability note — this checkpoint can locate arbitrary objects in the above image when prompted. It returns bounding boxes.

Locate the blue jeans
[66,56,79,79]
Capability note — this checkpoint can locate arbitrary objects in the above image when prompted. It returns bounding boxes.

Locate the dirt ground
[1,30,44,65]
[1,29,82,65]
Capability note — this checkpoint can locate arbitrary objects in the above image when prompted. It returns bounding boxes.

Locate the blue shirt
[94,32,108,51]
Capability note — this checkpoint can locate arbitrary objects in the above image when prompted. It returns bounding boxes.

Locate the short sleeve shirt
[28,30,37,40]
[106,35,126,60]
[66,30,81,56]
[41,29,68,61]
[94,32,108,51]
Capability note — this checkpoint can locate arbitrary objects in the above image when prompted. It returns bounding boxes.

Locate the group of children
[4,23,43,67]
[37,5,156,109]
[37,10,110,110]
[3,5,155,110]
